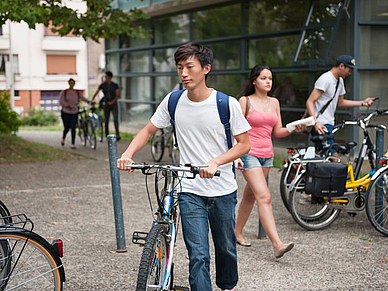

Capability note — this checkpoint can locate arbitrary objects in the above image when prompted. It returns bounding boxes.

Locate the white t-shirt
[151,89,251,197]
[314,71,346,125]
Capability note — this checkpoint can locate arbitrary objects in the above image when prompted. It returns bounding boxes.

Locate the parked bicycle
[124,163,219,291]
[0,201,65,290]
[151,126,180,164]
[287,123,388,236]
[96,99,105,142]
[77,104,97,150]
[280,106,388,212]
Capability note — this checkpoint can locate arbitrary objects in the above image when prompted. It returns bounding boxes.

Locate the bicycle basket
[305,162,348,197]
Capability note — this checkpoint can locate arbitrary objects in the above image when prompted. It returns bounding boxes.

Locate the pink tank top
[246,99,278,158]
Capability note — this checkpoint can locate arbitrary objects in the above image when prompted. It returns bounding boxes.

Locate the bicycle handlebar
[125,163,221,177]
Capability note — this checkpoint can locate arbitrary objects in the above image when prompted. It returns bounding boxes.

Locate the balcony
[41,36,85,51]
[0,36,10,50]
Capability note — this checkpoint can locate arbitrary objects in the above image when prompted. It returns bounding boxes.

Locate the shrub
[0,92,22,134]
[23,108,59,126]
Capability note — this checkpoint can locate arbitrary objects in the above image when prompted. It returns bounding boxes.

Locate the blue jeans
[311,123,336,154]
[178,191,238,291]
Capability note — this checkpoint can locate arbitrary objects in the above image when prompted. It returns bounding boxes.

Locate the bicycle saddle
[332,141,357,155]
[310,135,333,143]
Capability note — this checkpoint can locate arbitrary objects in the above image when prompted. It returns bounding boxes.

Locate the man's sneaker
[299,193,312,204]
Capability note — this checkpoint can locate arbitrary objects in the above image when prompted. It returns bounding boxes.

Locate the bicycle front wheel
[136,224,169,291]
[151,129,165,162]
[366,168,388,236]
[87,118,97,150]
[289,173,341,231]
[0,230,64,290]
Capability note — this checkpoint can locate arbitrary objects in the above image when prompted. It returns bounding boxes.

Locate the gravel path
[0,130,387,290]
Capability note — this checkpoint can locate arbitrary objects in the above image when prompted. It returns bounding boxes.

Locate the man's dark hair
[105,71,113,78]
[174,42,213,69]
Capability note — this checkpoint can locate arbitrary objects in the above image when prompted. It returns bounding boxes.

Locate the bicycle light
[287,150,295,154]
[378,158,387,165]
[52,239,64,257]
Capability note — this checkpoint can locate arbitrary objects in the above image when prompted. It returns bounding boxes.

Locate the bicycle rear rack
[132,231,148,246]
[0,214,34,232]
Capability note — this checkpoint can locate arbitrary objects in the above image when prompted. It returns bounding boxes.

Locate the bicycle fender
[370,166,388,181]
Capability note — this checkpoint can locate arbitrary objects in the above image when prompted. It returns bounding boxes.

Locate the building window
[0,55,19,74]
[46,55,76,75]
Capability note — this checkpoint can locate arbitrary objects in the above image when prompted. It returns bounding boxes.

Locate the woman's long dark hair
[241,65,272,97]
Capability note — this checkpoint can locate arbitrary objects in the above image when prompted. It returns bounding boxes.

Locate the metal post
[107,135,127,252]
[258,175,268,239]
[375,129,384,224]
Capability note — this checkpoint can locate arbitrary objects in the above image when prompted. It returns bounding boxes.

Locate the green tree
[0,0,149,42]
[0,92,22,134]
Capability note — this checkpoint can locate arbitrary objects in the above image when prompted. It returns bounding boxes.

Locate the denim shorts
[240,153,274,169]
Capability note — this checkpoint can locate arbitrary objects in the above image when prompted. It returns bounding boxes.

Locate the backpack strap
[168,89,186,147]
[216,91,232,150]
[216,91,235,177]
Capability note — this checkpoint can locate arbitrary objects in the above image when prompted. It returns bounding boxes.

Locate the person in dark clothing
[92,71,121,140]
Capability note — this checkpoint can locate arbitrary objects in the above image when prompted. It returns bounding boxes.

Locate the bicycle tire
[0,201,11,225]
[365,168,388,236]
[98,116,104,142]
[289,173,341,231]
[0,229,64,290]
[87,118,97,150]
[279,165,297,213]
[151,129,165,162]
[136,224,169,291]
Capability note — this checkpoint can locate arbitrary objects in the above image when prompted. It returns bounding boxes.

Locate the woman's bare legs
[235,184,256,244]
[235,166,288,252]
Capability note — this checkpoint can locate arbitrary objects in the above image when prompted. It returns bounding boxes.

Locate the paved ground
[1,130,387,290]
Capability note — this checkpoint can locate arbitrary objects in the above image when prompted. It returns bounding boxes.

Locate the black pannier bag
[305,162,348,197]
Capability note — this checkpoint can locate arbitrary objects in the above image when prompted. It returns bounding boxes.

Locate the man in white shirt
[306,55,374,156]
[117,42,251,291]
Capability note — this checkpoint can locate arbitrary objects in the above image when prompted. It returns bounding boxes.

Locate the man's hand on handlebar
[117,156,134,174]
[200,160,219,179]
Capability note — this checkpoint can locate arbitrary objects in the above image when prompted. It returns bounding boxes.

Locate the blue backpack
[167,89,234,174]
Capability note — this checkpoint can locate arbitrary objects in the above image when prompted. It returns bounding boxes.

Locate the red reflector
[378,159,387,165]
[55,239,64,257]
[283,159,287,164]
[287,150,295,154]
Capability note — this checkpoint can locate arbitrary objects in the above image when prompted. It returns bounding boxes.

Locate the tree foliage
[0,0,149,42]
[0,92,22,134]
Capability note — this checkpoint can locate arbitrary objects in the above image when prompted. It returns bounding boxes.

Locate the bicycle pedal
[173,286,189,291]
[132,231,148,245]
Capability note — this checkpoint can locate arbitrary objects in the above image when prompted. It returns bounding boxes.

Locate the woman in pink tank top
[234,65,302,258]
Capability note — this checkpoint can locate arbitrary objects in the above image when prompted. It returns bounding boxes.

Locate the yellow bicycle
[289,134,388,236]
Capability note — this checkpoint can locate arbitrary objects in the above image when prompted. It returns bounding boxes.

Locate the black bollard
[107,135,127,252]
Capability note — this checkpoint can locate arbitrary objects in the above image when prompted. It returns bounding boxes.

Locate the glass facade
[106,0,388,147]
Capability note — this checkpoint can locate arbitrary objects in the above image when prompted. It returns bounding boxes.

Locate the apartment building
[0,0,104,115]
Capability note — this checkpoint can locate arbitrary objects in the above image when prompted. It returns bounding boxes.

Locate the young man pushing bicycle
[117,42,251,291]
